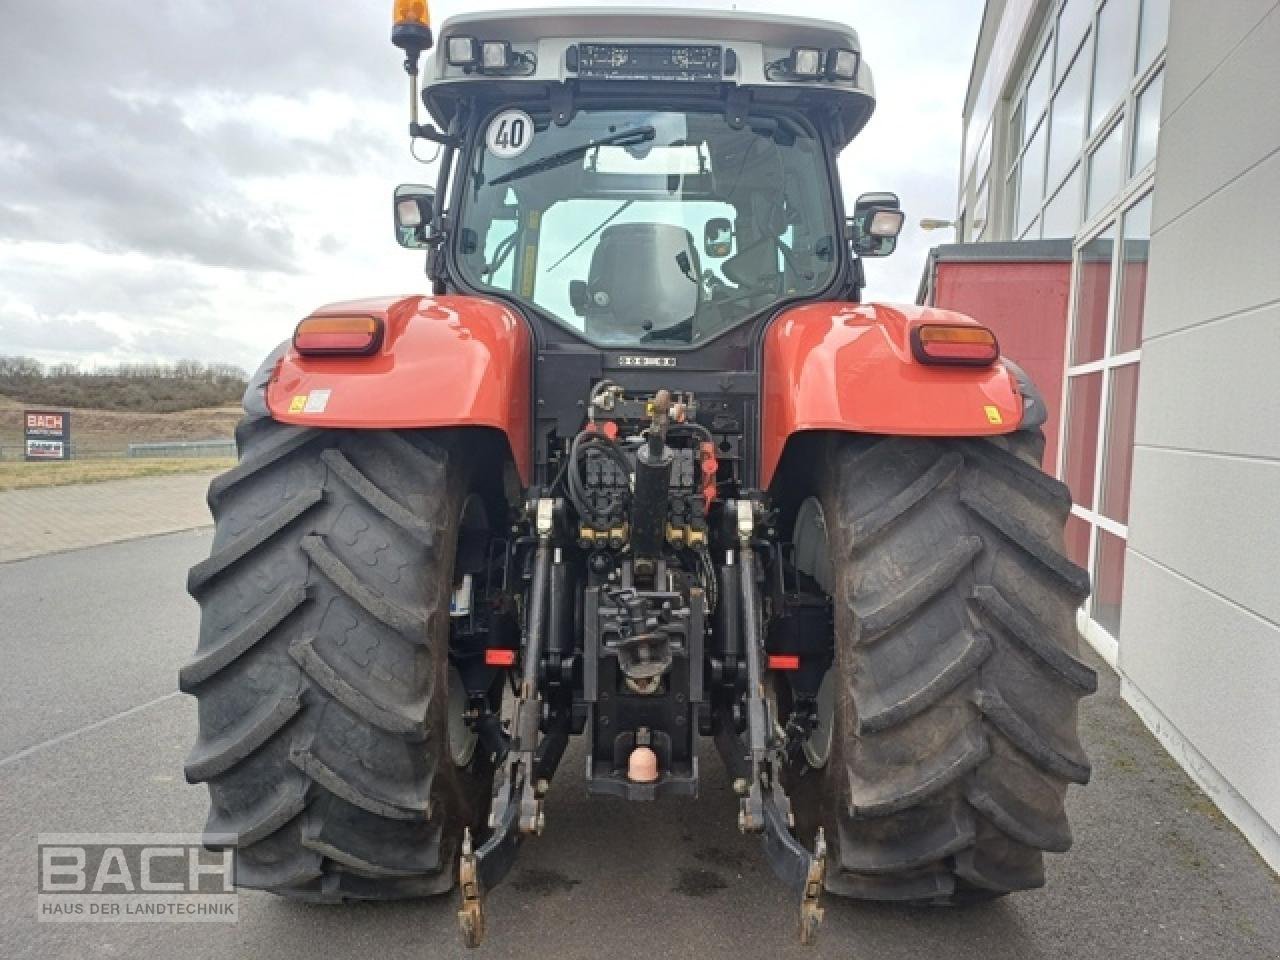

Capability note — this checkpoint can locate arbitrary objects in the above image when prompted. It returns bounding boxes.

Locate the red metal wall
[927,255,1072,470]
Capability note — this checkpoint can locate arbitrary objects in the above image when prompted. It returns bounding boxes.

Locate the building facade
[957,0,1280,871]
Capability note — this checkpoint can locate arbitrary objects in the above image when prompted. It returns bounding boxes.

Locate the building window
[1060,190,1152,640]
[1086,117,1126,219]
[1136,0,1170,75]
[996,0,1167,243]
[1090,0,1141,133]
[1043,164,1082,237]
[1131,69,1163,174]
[1047,37,1091,187]
[1057,0,1094,63]
[973,175,991,240]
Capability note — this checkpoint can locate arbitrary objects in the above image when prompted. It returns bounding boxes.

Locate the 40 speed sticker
[486,109,535,159]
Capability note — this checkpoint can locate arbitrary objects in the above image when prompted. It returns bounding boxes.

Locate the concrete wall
[1120,0,1280,872]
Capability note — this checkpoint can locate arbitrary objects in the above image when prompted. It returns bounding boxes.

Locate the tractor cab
[394,8,902,353]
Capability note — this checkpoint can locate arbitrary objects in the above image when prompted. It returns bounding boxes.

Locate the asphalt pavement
[2,529,1278,960]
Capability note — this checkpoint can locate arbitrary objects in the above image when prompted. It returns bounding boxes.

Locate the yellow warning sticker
[984,405,1003,425]
[289,395,307,413]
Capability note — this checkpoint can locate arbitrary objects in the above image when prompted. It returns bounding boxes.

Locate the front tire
[786,432,1096,902]
[181,418,496,900]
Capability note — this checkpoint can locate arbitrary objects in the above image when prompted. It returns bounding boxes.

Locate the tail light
[293,316,383,357]
[767,654,801,671]
[911,324,1000,366]
[485,649,517,667]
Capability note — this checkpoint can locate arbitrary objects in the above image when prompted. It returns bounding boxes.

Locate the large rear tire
[786,432,1096,902]
[181,418,496,900]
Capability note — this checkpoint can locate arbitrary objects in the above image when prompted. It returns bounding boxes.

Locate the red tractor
[182,4,1095,947]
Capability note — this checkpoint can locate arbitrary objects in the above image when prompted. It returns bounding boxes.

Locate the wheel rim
[447,664,478,767]
[447,494,489,769]
[793,496,835,769]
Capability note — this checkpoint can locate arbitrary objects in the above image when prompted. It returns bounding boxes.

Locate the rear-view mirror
[848,191,903,258]
[394,184,436,249]
[703,218,733,258]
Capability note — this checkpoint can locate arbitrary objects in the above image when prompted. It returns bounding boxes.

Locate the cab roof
[421,7,876,148]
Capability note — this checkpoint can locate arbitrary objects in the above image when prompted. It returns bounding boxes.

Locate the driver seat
[572,223,701,340]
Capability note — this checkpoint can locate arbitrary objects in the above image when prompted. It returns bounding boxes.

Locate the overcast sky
[0,0,982,373]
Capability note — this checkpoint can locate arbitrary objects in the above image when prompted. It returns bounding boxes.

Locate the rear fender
[265,295,533,483]
[761,302,1025,488]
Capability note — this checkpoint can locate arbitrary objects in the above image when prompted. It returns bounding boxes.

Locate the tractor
[182,3,1096,947]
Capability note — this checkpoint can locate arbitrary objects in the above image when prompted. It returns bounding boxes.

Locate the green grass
[0,457,234,491]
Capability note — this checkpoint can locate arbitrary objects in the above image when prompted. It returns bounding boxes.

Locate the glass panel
[1091,0,1140,133]
[1131,69,1163,174]
[1047,36,1092,188]
[1086,117,1125,219]
[1137,0,1170,74]
[1066,512,1092,567]
[1064,372,1104,508]
[1057,0,1093,72]
[1100,363,1141,524]
[1006,166,1019,235]
[1017,121,1047,236]
[1072,225,1115,363]
[976,121,993,181]
[1009,101,1025,164]
[1092,528,1128,635]
[458,108,838,348]
[1115,193,1152,352]
[1043,164,1082,238]
[1026,42,1053,126]
[974,176,991,239]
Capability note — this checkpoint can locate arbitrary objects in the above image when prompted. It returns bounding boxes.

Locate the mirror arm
[426,110,465,295]
[849,255,865,302]
[410,121,461,148]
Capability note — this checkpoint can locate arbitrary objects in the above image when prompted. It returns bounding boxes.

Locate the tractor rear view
[181,4,1095,947]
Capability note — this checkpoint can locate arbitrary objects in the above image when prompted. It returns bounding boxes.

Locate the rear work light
[790,48,823,77]
[293,316,383,356]
[825,48,859,81]
[911,324,1000,366]
[446,35,479,66]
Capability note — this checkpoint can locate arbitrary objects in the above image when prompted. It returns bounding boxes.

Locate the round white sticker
[486,109,535,159]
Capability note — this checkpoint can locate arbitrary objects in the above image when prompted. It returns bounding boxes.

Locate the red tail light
[485,649,517,667]
[911,324,999,366]
[294,316,383,356]
[767,654,801,671]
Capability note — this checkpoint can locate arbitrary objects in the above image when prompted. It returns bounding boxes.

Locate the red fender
[760,302,1024,488]
[267,295,533,483]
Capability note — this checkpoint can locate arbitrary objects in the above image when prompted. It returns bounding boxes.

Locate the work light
[482,41,514,71]
[447,35,479,66]
[790,48,823,77]
[826,48,858,81]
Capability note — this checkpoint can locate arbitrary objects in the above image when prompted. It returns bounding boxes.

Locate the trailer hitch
[732,499,827,946]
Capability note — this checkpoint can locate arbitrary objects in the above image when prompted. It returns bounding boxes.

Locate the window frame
[1002,0,1167,243]
[1057,187,1154,647]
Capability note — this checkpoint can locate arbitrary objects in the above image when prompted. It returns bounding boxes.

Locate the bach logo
[36,834,238,923]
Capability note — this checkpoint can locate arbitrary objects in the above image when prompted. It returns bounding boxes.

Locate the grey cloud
[0,260,215,319]
[0,1,400,273]
[0,2,391,112]
[0,314,124,353]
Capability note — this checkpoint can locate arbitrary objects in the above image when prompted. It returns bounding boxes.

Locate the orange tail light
[293,316,383,356]
[911,324,1000,366]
